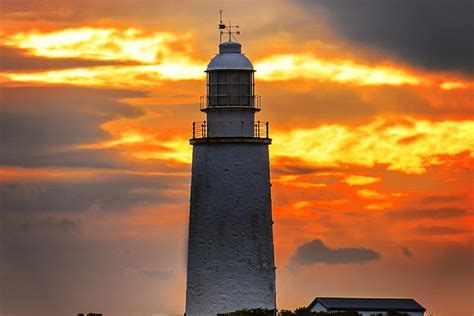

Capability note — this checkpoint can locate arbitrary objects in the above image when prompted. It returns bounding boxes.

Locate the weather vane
[219,10,240,43]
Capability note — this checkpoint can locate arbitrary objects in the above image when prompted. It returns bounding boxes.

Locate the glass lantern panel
[208,72,217,84]
[209,84,217,95]
[229,84,240,95]
[229,95,240,105]
[217,84,228,95]
[240,72,251,84]
[240,96,251,106]
[240,83,251,96]
[217,71,228,83]
[208,96,217,106]
[229,72,240,84]
[217,96,228,106]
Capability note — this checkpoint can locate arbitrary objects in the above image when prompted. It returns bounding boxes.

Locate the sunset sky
[1,1,473,315]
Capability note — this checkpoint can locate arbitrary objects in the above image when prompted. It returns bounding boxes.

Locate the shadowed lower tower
[185,22,276,316]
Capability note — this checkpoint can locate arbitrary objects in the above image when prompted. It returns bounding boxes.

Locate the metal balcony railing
[191,120,270,139]
[192,121,207,138]
[254,120,269,138]
[200,95,261,110]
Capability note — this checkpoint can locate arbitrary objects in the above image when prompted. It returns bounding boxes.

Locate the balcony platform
[200,95,262,111]
[190,137,272,145]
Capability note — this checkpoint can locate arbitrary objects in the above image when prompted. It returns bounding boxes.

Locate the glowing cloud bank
[5,27,471,89]
[256,54,422,86]
[271,117,474,174]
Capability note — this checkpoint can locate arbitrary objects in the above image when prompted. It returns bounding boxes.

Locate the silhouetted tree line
[216,308,359,316]
[282,308,361,316]
[76,308,410,316]
[217,308,410,316]
[369,313,410,316]
[217,309,275,316]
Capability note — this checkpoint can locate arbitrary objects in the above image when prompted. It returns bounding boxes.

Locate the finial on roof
[218,10,240,43]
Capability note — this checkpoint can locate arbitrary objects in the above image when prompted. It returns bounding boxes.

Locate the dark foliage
[217,308,361,316]
[371,312,410,316]
[217,308,276,316]
[312,312,360,316]
[292,307,360,316]
[218,308,411,316]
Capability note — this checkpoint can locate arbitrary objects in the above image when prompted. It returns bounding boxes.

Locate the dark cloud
[0,147,130,169]
[261,81,473,128]
[422,195,461,204]
[0,173,186,213]
[0,215,184,316]
[20,218,80,234]
[261,82,377,126]
[401,246,414,258]
[305,0,474,74]
[291,239,380,265]
[416,226,469,235]
[271,159,338,176]
[388,207,472,219]
[0,86,145,167]
[0,46,136,72]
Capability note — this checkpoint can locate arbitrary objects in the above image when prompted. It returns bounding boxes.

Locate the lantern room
[205,41,257,108]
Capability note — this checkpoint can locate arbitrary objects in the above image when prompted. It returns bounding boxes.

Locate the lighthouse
[185,19,276,316]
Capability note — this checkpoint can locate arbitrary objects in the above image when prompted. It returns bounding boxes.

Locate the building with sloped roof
[308,297,426,316]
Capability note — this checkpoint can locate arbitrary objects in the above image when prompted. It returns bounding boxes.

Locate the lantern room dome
[206,40,254,71]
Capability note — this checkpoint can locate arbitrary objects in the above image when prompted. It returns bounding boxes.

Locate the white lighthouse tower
[185,18,276,316]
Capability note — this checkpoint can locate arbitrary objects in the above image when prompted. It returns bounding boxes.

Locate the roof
[308,297,426,312]
[219,41,242,53]
[206,41,254,71]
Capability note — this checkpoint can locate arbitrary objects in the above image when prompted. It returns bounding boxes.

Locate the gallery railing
[254,120,269,139]
[192,121,207,138]
[191,120,270,139]
[200,95,261,110]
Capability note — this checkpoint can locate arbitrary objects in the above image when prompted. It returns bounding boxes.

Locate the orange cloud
[95,128,192,164]
[355,189,405,210]
[273,175,328,188]
[4,27,192,63]
[344,175,381,186]
[255,54,422,86]
[356,189,385,199]
[2,27,205,86]
[131,138,191,164]
[271,117,474,174]
[2,63,204,87]
[1,52,426,88]
[103,131,149,147]
[4,27,473,89]
[94,116,473,177]
[440,81,469,90]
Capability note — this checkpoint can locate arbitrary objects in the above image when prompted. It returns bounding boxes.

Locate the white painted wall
[185,142,276,316]
[206,108,255,137]
[310,303,327,312]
